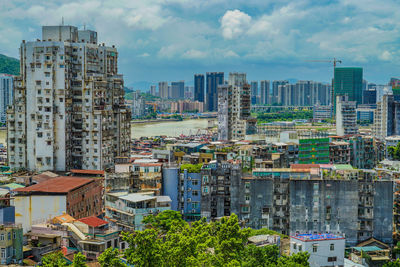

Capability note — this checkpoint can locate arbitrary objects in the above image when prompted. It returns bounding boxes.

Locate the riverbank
[131,119,182,124]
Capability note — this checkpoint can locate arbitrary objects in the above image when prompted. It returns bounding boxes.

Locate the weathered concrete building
[7,25,130,172]
[238,167,393,246]
[13,176,102,233]
[200,160,241,220]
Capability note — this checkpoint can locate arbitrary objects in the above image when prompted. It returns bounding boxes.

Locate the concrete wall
[373,180,393,244]
[162,167,179,211]
[14,195,66,233]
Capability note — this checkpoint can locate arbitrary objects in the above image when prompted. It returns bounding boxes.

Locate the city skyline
[0,1,400,87]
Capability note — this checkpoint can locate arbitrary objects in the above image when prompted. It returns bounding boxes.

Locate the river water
[0,119,212,144]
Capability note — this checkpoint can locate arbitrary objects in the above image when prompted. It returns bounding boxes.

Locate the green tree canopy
[41,251,67,267]
[98,247,127,267]
[388,143,400,160]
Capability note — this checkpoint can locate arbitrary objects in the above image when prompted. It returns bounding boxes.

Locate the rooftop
[291,233,344,242]
[13,177,94,194]
[70,169,105,175]
[77,216,108,228]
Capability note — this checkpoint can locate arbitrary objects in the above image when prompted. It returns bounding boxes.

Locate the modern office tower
[336,95,357,136]
[260,80,270,105]
[250,81,258,105]
[131,90,145,118]
[272,80,288,104]
[159,81,169,99]
[150,85,157,96]
[184,86,193,100]
[0,74,13,124]
[7,25,131,172]
[373,94,400,139]
[363,88,377,104]
[194,74,204,103]
[218,77,255,140]
[171,81,184,99]
[334,67,363,108]
[206,72,224,111]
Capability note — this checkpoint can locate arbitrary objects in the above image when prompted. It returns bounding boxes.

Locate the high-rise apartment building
[260,80,270,105]
[373,94,400,139]
[150,85,157,96]
[218,73,256,140]
[0,74,14,124]
[7,25,131,171]
[250,81,258,105]
[194,74,204,103]
[272,80,288,104]
[334,67,363,108]
[171,81,184,99]
[336,95,357,136]
[131,90,145,118]
[159,81,169,99]
[206,72,224,111]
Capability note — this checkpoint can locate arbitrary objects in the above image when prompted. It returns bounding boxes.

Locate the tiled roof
[77,216,108,228]
[13,177,94,193]
[70,169,105,175]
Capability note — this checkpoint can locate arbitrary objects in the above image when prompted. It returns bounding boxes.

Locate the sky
[1,0,400,89]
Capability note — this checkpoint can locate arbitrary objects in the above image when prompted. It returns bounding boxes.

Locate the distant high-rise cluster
[7,26,131,171]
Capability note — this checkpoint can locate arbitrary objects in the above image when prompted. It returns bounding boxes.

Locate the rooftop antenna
[61,17,64,26]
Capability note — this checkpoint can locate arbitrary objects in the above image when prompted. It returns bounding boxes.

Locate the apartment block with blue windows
[179,169,201,221]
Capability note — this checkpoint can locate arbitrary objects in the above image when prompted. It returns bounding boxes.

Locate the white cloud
[220,9,251,39]
[139,53,150,57]
[224,50,239,58]
[380,50,392,61]
[182,49,207,59]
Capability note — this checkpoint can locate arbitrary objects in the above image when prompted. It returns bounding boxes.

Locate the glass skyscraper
[334,67,363,108]
[206,72,224,111]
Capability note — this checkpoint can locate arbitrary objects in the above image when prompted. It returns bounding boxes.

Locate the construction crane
[305,58,342,118]
[145,102,157,112]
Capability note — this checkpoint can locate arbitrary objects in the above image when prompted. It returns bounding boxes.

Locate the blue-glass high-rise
[194,74,204,103]
[206,72,224,111]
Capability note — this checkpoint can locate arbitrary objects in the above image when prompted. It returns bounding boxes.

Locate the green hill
[0,54,19,75]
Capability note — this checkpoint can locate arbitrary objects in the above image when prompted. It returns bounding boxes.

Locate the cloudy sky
[1,0,399,88]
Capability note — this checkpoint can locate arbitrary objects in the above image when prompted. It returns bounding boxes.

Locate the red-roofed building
[14,177,102,233]
[77,216,108,228]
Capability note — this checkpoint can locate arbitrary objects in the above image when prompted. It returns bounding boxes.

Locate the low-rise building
[105,192,171,231]
[290,234,345,267]
[13,177,103,233]
[0,224,23,265]
[329,141,351,164]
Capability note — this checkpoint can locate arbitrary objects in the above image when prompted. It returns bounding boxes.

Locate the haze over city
[1,0,400,86]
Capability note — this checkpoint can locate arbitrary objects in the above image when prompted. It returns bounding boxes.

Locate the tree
[41,251,67,267]
[142,210,186,232]
[72,252,87,267]
[384,259,400,267]
[98,248,127,267]
[388,143,400,160]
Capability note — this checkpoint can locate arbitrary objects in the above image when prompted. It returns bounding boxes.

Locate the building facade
[334,67,363,108]
[373,94,400,139]
[159,81,169,99]
[336,95,357,136]
[206,72,224,111]
[260,80,270,105]
[194,74,204,103]
[7,25,130,171]
[0,74,13,124]
[171,81,184,99]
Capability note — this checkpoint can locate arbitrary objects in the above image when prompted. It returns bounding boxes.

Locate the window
[330,243,334,251]
[293,243,297,250]
[328,257,337,262]
[241,206,250,213]
[36,80,41,86]
[1,248,4,258]
[202,175,208,183]
[192,180,199,186]
[45,72,50,77]
[312,244,318,253]
[202,186,209,194]
[37,132,42,138]
[298,245,302,252]
[245,182,250,189]
[192,190,199,196]
[245,195,250,201]
[7,232,10,240]
[60,98,63,102]
[0,234,4,240]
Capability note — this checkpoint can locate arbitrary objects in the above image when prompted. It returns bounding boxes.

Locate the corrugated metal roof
[119,193,156,203]
[13,177,94,193]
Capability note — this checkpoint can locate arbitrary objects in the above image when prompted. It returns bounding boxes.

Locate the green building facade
[334,67,363,108]
[298,138,330,164]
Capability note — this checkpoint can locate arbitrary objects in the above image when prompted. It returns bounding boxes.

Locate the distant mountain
[0,54,19,76]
